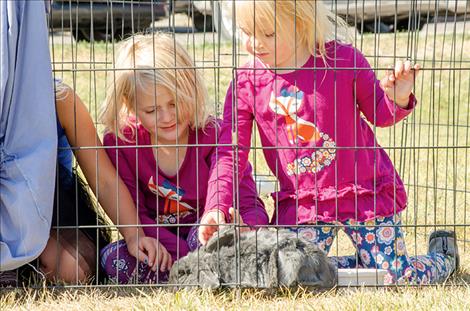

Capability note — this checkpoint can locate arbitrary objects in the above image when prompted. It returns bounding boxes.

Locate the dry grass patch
[2,284,470,310]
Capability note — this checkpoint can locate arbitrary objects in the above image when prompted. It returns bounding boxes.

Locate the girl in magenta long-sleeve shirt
[98,33,268,284]
[200,1,458,284]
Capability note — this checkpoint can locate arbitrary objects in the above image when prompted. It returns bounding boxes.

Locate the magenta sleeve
[204,82,254,220]
[237,162,269,227]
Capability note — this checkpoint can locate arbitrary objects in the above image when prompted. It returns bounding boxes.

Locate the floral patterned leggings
[100,226,199,284]
[297,214,455,284]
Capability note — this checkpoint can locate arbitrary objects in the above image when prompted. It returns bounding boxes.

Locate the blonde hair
[235,0,349,58]
[100,33,209,138]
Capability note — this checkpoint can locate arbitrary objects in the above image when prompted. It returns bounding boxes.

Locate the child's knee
[39,241,58,280]
[186,226,200,252]
[100,240,138,282]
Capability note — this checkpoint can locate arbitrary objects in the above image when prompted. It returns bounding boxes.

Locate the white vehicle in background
[324,0,470,32]
[174,0,469,39]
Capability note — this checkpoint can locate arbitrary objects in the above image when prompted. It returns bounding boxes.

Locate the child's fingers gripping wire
[394,59,420,80]
[380,64,395,92]
[403,60,421,80]
[380,59,421,107]
[381,59,421,87]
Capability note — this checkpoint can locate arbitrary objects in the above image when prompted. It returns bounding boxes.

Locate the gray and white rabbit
[169,227,337,288]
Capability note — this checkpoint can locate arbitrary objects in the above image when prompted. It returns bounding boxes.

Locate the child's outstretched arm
[199,82,255,244]
[57,87,171,272]
[354,49,420,127]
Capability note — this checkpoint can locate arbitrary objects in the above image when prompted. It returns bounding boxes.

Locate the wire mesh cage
[2,0,468,289]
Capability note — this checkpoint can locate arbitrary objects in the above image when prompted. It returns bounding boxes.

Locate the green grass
[33,29,470,309]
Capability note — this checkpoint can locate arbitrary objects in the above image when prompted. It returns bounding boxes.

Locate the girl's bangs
[236,1,276,35]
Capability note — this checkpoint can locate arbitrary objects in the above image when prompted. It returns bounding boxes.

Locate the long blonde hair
[100,33,209,139]
[234,0,349,58]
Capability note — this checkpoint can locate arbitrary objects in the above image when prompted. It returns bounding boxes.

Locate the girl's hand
[380,60,421,108]
[198,208,254,245]
[198,210,227,245]
[229,207,252,233]
[126,235,173,272]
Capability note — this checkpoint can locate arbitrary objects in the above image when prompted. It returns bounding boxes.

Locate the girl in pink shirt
[200,1,458,284]
[99,33,268,284]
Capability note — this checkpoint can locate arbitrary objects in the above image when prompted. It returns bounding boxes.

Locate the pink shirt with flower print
[205,42,417,225]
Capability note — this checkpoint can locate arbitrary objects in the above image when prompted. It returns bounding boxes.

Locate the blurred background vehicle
[324,0,470,33]
[48,0,470,42]
[175,0,470,38]
[171,0,233,39]
[49,0,168,41]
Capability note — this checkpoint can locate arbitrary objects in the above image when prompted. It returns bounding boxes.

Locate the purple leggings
[100,226,199,284]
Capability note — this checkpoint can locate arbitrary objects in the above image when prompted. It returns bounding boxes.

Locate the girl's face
[240,17,310,70]
[134,85,189,144]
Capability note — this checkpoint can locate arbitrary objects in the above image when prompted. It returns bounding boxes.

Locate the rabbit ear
[169,253,221,288]
[205,227,236,252]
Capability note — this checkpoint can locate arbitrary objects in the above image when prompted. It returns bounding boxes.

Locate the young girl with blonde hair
[200,0,458,284]
[99,33,268,283]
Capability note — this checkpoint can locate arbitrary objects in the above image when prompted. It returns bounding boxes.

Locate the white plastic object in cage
[337,269,388,286]
[255,175,278,195]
